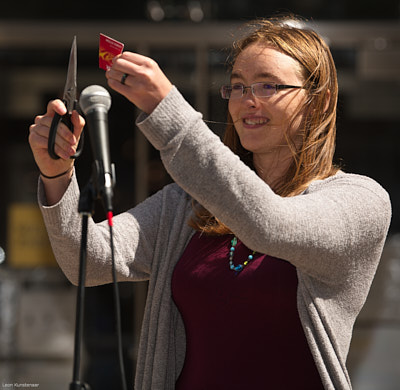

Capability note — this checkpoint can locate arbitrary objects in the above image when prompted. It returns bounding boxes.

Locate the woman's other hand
[28,99,85,204]
[106,52,173,114]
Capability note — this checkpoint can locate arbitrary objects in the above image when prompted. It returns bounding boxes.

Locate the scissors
[48,36,84,160]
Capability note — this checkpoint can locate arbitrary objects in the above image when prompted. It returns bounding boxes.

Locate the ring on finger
[121,73,128,85]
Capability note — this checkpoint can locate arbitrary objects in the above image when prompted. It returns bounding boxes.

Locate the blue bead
[230,247,235,252]
[248,255,253,260]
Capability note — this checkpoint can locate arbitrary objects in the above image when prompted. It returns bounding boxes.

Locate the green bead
[228,236,256,273]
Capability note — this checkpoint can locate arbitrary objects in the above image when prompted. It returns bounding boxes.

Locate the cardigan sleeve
[38,172,191,286]
[137,87,392,284]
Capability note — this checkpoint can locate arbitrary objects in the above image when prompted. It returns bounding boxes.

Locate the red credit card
[99,33,124,70]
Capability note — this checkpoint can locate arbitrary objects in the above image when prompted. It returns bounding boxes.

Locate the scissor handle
[47,100,84,160]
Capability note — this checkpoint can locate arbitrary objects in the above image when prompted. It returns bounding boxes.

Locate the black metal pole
[69,181,96,390]
[69,214,89,390]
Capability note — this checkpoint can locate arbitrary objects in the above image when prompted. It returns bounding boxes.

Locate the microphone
[79,85,115,212]
[0,246,5,264]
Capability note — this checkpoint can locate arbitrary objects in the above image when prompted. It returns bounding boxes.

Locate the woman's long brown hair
[188,16,340,235]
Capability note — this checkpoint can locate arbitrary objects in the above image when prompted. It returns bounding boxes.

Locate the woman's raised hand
[106,52,173,114]
[28,99,85,204]
[29,99,85,178]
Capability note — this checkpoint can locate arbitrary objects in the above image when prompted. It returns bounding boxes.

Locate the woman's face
[228,42,307,164]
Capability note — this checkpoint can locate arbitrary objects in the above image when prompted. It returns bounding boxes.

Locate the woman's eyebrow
[230,71,243,81]
[230,71,284,83]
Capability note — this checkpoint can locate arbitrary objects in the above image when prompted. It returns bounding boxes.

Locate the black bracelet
[39,166,73,179]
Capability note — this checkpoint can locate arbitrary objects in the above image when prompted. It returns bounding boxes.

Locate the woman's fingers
[71,109,85,137]
[105,52,172,114]
[35,116,77,155]
[46,98,67,117]
[28,99,85,177]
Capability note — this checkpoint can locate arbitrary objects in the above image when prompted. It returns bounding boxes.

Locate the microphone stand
[70,160,111,390]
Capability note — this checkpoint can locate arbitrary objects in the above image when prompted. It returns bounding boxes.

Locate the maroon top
[172,232,323,390]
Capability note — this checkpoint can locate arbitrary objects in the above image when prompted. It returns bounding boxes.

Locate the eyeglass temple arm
[276,84,304,90]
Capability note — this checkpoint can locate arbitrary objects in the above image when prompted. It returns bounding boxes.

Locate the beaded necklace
[229,236,256,273]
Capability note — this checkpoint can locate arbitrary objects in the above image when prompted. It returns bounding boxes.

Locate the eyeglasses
[220,82,304,100]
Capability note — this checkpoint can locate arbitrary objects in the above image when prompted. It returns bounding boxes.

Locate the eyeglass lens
[221,83,276,99]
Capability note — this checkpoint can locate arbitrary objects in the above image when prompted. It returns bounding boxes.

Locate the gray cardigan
[39,87,391,389]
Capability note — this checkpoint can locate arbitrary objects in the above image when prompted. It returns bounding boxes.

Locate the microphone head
[79,85,112,115]
[0,246,5,264]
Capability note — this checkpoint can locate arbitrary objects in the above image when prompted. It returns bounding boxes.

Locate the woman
[29,16,391,390]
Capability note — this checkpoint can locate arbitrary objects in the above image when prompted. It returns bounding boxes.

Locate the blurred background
[0,1,399,389]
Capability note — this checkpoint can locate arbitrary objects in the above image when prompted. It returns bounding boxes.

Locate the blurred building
[0,1,400,389]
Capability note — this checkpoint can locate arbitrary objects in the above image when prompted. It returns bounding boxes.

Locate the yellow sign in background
[7,203,56,267]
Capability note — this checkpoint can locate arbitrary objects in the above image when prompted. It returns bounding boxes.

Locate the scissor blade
[63,36,77,113]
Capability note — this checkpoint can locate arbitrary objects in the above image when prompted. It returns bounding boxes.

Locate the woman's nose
[242,87,259,107]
